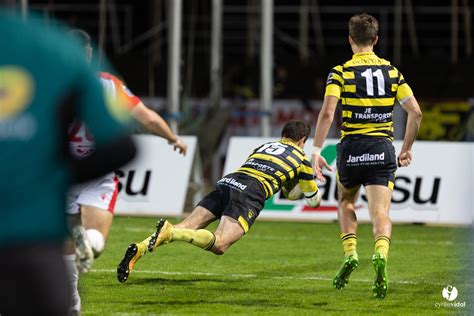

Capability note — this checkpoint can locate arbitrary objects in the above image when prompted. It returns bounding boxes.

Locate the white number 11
[361,69,385,96]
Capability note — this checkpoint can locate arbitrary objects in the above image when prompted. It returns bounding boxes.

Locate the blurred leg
[0,244,71,316]
[81,205,113,257]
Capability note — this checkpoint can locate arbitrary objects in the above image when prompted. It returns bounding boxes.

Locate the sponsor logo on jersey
[245,159,275,172]
[353,112,392,121]
[0,66,37,140]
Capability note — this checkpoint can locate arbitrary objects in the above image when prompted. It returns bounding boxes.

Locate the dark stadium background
[22,0,473,180]
[26,0,473,99]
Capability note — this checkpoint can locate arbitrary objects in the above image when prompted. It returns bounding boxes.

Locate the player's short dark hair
[69,29,91,48]
[349,13,379,46]
[281,120,311,142]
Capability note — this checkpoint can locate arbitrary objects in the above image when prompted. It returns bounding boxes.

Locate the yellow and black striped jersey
[325,52,414,141]
[236,139,318,199]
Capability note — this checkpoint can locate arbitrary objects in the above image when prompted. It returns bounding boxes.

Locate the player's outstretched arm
[399,96,422,167]
[311,95,338,181]
[131,103,188,155]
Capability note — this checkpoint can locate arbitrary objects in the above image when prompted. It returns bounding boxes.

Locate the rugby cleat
[333,254,359,289]
[372,252,388,299]
[117,243,143,283]
[147,219,173,253]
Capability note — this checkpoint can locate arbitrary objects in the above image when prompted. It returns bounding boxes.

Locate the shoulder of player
[99,71,124,83]
[330,65,344,75]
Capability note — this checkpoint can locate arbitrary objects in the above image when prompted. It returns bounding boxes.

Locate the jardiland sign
[224,137,473,225]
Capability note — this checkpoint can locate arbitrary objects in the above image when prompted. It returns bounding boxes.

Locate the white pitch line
[92,268,433,286]
[121,227,454,245]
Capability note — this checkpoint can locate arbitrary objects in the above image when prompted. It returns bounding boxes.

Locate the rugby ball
[282,178,303,200]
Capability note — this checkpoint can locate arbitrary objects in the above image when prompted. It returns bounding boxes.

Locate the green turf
[81,217,472,315]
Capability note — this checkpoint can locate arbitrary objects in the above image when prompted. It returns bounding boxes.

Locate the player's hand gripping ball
[281,178,303,200]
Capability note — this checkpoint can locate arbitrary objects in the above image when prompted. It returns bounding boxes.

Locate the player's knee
[339,201,356,213]
[372,213,391,232]
[211,247,225,255]
[210,238,227,255]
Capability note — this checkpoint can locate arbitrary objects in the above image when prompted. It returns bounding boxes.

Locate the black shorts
[336,137,397,189]
[197,172,266,233]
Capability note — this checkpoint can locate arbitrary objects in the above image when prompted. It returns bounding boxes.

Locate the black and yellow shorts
[197,172,266,233]
[336,137,397,190]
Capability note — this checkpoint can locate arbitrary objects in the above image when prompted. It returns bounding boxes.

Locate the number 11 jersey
[325,52,414,141]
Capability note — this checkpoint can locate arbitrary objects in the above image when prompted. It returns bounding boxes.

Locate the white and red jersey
[68,72,141,158]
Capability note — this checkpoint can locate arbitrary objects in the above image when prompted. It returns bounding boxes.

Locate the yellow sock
[171,228,216,250]
[137,235,153,256]
[374,235,391,259]
[341,233,358,258]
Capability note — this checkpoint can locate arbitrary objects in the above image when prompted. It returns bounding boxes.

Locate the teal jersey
[0,12,127,245]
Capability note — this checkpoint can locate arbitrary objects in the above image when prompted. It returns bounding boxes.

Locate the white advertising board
[114,135,197,216]
[224,137,473,225]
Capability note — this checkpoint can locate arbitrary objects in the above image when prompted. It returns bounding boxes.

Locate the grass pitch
[81,217,471,315]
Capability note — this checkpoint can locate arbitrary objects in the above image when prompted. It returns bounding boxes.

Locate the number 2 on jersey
[361,68,385,96]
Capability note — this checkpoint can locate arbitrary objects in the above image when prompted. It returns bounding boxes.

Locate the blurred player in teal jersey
[0,11,135,315]
[64,29,188,314]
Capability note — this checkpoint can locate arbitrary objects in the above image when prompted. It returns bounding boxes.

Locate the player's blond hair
[349,13,378,46]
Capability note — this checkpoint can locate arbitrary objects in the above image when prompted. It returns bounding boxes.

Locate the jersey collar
[280,138,305,154]
[353,51,376,58]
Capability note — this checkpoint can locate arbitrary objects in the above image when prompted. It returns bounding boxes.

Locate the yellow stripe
[238,168,275,195]
[342,110,352,118]
[275,170,287,182]
[341,132,393,141]
[342,71,355,79]
[344,58,390,67]
[249,153,293,172]
[391,84,398,92]
[343,97,395,107]
[325,84,341,98]
[343,122,393,129]
[396,84,413,101]
[290,149,304,161]
[342,126,392,135]
[388,181,394,190]
[239,170,272,197]
[333,65,343,72]
[388,69,398,78]
[238,167,277,184]
[343,85,356,93]
[238,216,249,233]
[331,73,344,85]
[286,156,300,169]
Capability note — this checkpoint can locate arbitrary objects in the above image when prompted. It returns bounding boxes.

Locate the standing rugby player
[311,14,422,298]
